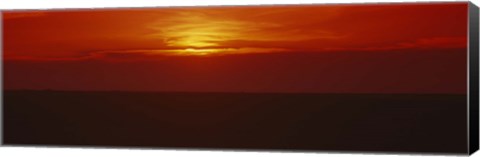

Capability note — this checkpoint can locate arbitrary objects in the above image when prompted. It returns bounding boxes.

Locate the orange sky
[3,2,468,60]
[2,2,469,93]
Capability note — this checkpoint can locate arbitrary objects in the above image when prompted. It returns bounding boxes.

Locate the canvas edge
[0,10,4,146]
[468,1,480,155]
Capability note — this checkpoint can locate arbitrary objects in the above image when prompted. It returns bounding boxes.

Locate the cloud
[4,47,290,62]
[146,10,340,48]
[5,36,466,62]
[398,37,467,49]
[322,37,467,52]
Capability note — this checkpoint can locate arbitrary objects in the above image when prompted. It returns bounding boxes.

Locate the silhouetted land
[4,90,468,154]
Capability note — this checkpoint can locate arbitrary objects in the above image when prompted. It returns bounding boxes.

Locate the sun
[185,48,207,55]
[181,48,220,56]
[185,48,197,52]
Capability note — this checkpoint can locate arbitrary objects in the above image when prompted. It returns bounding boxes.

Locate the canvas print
[2,2,479,155]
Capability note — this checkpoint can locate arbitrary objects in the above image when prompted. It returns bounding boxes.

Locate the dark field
[3,91,468,154]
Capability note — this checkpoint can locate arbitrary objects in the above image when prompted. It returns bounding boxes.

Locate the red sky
[2,2,469,93]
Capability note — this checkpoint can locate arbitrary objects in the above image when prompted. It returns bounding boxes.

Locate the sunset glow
[173,48,226,56]
[2,3,469,93]
[3,3,468,59]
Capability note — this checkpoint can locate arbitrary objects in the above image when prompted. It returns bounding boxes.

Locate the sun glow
[144,11,341,57]
[182,48,220,56]
[150,12,249,49]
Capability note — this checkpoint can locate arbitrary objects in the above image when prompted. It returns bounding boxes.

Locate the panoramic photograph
[2,2,469,153]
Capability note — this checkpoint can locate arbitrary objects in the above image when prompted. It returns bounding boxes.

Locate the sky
[2,2,469,93]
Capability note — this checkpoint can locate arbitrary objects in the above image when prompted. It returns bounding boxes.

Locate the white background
[0,0,478,157]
